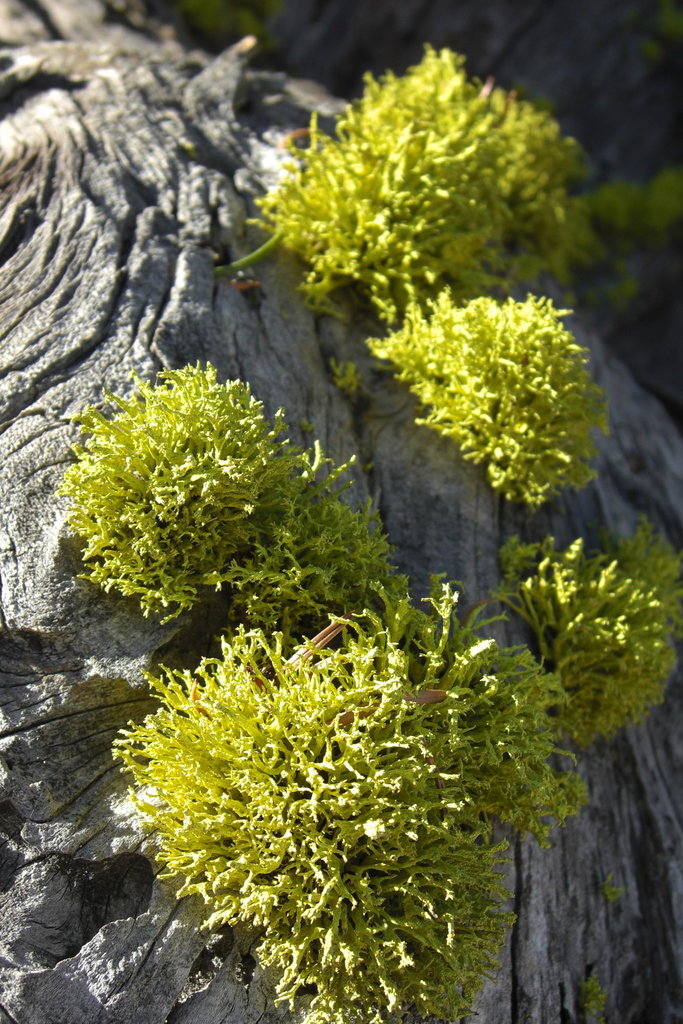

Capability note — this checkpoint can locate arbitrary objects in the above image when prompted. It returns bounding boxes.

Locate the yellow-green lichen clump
[497,519,683,746]
[368,292,608,509]
[116,585,584,1024]
[218,447,404,640]
[259,46,594,322]
[59,364,398,632]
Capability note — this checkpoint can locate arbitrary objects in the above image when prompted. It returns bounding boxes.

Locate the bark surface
[0,5,682,1024]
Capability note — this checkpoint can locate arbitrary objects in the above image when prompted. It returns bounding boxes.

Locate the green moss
[259,46,594,323]
[367,292,607,509]
[605,270,640,310]
[116,583,583,1024]
[497,519,683,747]
[576,165,683,311]
[643,35,665,61]
[587,166,683,251]
[641,0,683,61]
[59,365,397,635]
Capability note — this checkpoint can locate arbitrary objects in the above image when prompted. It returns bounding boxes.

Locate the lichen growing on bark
[116,584,584,1024]
[59,364,398,634]
[259,46,594,322]
[497,519,683,746]
[367,292,607,509]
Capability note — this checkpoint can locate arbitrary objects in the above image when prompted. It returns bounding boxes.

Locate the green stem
[214,231,283,277]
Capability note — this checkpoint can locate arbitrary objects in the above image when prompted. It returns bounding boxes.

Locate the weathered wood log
[0,9,682,1024]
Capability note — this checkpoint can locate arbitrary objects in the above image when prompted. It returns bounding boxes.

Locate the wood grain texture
[0,5,682,1024]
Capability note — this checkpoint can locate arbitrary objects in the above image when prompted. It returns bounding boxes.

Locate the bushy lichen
[367,292,607,509]
[59,365,296,619]
[259,46,593,322]
[219,447,405,640]
[497,519,683,746]
[59,365,396,633]
[116,584,583,1024]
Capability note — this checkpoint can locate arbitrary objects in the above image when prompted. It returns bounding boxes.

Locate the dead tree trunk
[0,5,682,1024]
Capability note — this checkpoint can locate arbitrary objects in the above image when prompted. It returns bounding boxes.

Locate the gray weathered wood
[0,10,682,1024]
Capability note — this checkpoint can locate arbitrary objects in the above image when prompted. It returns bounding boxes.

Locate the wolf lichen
[116,584,583,1024]
[219,447,405,640]
[497,519,683,746]
[59,365,396,633]
[59,365,297,619]
[259,46,593,322]
[367,292,607,509]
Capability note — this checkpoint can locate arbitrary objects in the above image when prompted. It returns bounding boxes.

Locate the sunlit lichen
[219,446,405,640]
[59,365,297,619]
[59,365,397,633]
[116,584,583,1024]
[497,519,683,746]
[259,46,594,322]
[367,292,607,508]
